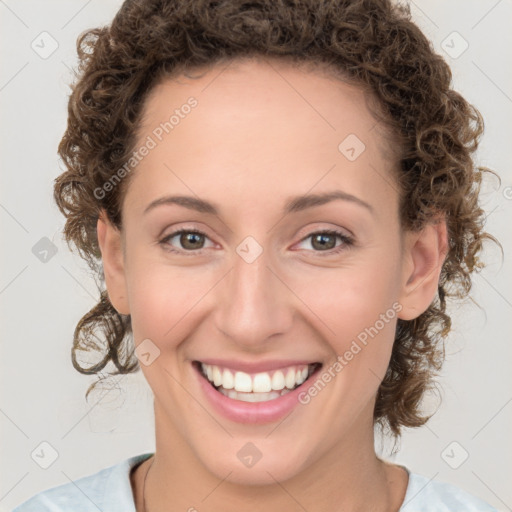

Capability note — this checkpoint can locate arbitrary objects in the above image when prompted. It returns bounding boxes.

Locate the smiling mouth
[193,361,322,403]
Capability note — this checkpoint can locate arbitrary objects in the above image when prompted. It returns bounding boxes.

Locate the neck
[134,401,407,512]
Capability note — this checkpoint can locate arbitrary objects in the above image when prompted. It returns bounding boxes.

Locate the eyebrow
[143,190,374,216]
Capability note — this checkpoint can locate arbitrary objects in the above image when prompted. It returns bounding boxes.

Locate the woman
[13,0,499,510]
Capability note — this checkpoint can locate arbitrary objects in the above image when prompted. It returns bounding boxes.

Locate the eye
[158,228,354,256]
[159,229,215,254]
[295,229,354,256]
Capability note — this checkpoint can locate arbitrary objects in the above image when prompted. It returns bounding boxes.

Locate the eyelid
[294,222,354,241]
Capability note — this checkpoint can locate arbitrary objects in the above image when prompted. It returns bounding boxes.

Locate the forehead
[123,58,398,219]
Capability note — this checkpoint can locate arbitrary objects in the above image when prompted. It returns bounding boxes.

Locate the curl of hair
[55,0,499,439]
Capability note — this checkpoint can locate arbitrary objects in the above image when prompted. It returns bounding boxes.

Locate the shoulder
[400,468,498,512]
[11,452,154,512]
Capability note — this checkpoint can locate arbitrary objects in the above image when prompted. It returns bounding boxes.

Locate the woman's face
[98,58,443,485]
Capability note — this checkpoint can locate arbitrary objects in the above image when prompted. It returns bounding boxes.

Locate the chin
[198,446,308,487]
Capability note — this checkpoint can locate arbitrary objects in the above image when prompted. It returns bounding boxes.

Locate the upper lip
[195,358,322,374]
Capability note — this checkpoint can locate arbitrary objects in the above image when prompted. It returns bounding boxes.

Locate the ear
[96,209,130,315]
[397,216,449,321]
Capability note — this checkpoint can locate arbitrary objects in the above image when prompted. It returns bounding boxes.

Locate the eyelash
[158,228,354,257]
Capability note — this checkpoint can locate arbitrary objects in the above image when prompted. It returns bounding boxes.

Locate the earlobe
[398,217,449,321]
[96,209,130,315]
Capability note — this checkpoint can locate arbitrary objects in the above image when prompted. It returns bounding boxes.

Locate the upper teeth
[200,363,312,393]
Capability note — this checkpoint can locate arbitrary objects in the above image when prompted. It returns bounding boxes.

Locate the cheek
[288,252,401,379]
[293,256,401,335]
[124,250,212,343]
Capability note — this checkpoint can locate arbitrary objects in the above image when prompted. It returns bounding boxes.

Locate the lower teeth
[216,386,293,402]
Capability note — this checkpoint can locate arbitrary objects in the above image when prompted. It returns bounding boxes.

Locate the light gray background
[1,1,511,510]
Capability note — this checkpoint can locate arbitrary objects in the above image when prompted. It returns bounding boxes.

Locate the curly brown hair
[55,0,498,439]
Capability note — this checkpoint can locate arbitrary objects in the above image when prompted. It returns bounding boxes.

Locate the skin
[97,57,448,512]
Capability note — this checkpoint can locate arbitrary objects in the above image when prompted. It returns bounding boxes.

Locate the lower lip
[193,362,321,424]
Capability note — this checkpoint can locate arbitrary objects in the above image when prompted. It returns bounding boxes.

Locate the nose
[213,246,294,350]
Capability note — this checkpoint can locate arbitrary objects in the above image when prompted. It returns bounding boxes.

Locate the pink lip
[193,361,322,424]
[196,358,319,373]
